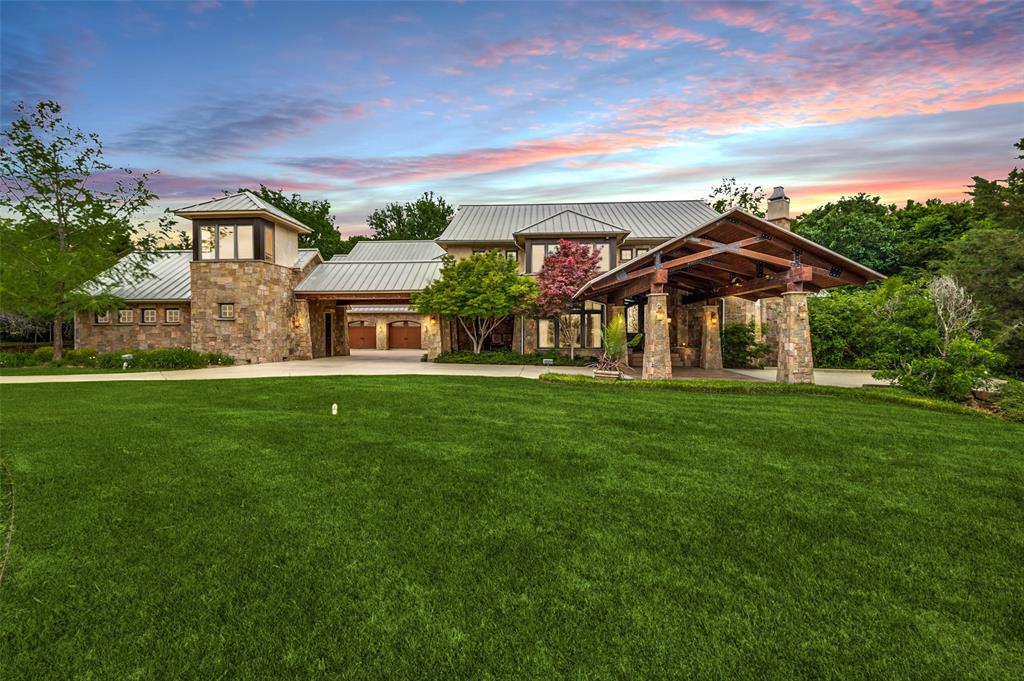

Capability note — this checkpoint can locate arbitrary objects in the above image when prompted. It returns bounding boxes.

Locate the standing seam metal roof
[515,210,629,235]
[89,251,193,301]
[294,260,442,293]
[345,240,446,261]
[173,191,314,233]
[438,200,719,242]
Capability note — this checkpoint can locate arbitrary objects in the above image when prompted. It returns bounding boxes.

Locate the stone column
[292,300,312,360]
[423,315,442,360]
[700,301,723,370]
[641,293,672,379]
[776,291,814,383]
[336,305,350,356]
[375,318,388,350]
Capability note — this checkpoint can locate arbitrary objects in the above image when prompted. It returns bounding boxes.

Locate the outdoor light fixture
[292,315,302,329]
[655,303,665,321]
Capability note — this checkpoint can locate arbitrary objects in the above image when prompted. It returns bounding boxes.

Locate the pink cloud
[473,36,558,67]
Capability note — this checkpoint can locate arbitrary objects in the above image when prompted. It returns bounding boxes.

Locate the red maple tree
[535,239,602,358]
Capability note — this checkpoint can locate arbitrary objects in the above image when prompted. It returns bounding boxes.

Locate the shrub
[0,351,36,368]
[63,348,98,366]
[996,379,1024,423]
[874,337,1006,401]
[434,350,589,366]
[31,346,55,363]
[138,348,207,369]
[203,352,235,366]
[722,321,772,368]
[94,350,145,369]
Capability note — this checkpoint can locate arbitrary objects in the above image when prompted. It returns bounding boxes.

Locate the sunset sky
[2,0,1021,235]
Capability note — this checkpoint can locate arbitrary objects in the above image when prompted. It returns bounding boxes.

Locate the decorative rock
[776,291,814,383]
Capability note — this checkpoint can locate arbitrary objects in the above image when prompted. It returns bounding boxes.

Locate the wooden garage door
[349,322,376,349]
[388,321,421,349]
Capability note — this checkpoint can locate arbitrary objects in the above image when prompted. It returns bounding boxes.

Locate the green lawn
[1,376,1021,679]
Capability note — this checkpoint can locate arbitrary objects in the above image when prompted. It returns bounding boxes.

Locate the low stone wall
[75,304,191,353]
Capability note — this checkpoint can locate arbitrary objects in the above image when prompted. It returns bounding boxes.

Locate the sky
[2,0,1022,236]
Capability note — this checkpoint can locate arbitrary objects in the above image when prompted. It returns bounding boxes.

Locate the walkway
[0,350,885,387]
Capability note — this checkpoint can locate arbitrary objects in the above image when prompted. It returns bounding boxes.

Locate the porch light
[655,303,665,321]
[292,315,303,329]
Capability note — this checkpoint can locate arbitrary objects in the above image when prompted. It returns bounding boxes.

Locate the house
[75,188,883,382]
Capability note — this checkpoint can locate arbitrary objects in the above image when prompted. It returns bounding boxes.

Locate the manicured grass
[1,376,1022,679]
[0,366,161,376]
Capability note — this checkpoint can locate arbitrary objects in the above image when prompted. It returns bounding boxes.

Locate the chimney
[765,186,791,230]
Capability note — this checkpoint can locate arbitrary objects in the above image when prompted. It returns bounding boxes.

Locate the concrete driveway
[0,350,887,387]
[0,349,594,384]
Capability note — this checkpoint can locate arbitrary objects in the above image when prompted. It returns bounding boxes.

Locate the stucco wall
[75,303,191,353]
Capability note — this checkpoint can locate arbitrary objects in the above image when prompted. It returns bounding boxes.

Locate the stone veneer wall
[307,301,349,358]
[776,291,814,383]
[75,303,191,353]
[189,260,313,364]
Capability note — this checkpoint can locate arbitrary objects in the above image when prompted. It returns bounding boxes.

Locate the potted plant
[590,314,630,380]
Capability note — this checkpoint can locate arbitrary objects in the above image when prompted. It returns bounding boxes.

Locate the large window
[537,301,604,349]
[529,241,611,273]
[198,224,257,260]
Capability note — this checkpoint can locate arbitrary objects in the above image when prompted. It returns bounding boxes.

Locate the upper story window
[619,246,648,263]
[198,224,257,261]
[529,241,611,274]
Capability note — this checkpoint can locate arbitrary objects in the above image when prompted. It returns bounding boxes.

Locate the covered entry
[575,203,884,383]
[388,321,421,349]
[349,321,376,349]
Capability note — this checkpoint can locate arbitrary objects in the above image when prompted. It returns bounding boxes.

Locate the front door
[324,312,333,357]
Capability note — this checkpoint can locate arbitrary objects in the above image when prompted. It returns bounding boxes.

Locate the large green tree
[0,101,168,358]
[793,194,903,275]
[706,178,766,217]
[944,138,1024,373]
[367,191,454,240]
[413,251,537,354]
[238,185,344,259]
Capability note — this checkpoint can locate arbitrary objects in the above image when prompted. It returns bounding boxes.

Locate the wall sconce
[291,315,303,329]
[655,303,665,322]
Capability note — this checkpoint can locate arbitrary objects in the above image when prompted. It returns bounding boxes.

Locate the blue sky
[2,0,1021,235]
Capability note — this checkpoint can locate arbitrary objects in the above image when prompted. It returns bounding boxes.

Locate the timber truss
[576,209,884,305]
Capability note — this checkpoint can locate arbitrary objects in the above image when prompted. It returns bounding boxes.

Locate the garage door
[388,321,421,349]
[349,322,376,349]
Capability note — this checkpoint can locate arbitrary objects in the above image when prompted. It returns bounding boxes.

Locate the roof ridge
[457,199,708,207]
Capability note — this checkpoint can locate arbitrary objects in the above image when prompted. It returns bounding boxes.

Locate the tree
[367,191,454,240]
[706,178,766,217]
[0,101,168,359]
[534,239,601,359]
[793,194,903,275]
[160,228,192,251]
[238,185,343,260]
[413,251,537,354]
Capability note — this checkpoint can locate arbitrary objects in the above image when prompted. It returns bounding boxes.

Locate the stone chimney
[765,186,791,230]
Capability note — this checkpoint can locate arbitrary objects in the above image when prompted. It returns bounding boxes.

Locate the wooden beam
[679,266,813,304]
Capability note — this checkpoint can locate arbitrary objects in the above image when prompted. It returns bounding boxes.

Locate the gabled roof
[575,208,885,299]
[85,248,321,302]
[514,210,628,237]
[345,240,446,262]
[295,260,442,294]
[174,191,313,234]
[438,200,719,243]
[88,251,193,302]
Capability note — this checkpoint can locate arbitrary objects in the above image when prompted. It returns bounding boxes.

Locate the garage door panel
[349,324,375,349]
[388,322,421,349]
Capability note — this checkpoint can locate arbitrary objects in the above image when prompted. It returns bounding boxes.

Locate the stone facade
[75,303,191,353]
[189,260,313,364]
[642,292,672,379]
[307,301,350,358]
[699,302,724,370]
[776,291,814,383]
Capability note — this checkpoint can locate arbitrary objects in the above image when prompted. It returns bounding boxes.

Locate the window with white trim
[218,303,235,320]
[142,308,157,324]
[118,309,134,324]
[165,308,181,324]
[95,311,110,324]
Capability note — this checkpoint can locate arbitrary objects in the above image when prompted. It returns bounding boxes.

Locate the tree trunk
[52,312,64,360]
